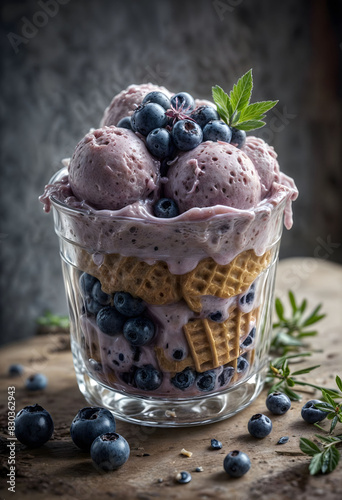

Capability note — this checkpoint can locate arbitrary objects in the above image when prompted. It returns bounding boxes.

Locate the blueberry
[114,292,145,317]
[223,450,251,477]
[241,327,256,349]
[172,349,184,360]
[211,438,222,450]
[190,105,219,129]
[240,285,255,306]
[15,404,54,447]
[171,92,195,113]
[301,399,328,424]
[96,306,125,336]
[92,281,111,306]
[277,436,289,445]
[79,272,97,296]
[171,367,196,390]
[203,120,232,143]
[171,119,203,151]
[153,198,179,218]
[146,128,174,159]
[266,391,291,415]
[175,471,192,484]
[117,116,132,130]
[196,370,216,392]
[131,103,167,136]
[90,432,130,471]
[208,311,223,322]
[236,356,249,374]
[8,364,24,376]
[218,366,235,387]
[79,273,106,316]
[248,413,272,438]
[70,407,116,451]
[230,127,246,148]
[142,91,171,110]
[85,297,103,316]
[25,373,48,391]
[123,317,155,346]
[134,364,162,391]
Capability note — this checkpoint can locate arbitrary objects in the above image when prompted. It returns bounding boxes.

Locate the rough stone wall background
[0,0,341,345]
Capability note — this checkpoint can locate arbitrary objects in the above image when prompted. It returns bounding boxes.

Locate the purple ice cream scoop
[242,136,281,198]
[68,126,160,210]
[164,141,261,213]
[101,83,173,127]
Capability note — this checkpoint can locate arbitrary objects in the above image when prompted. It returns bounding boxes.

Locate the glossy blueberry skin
[146,128,174,159]
[131,103,167,136]
[171,92,195,113]
[79,272,97,296]
[117,116,132,129]
[248,413,272,438]
[96,306,125,336]
[8,364,24,376]
[92,281,111,306]
[196,370,216,392]
[15,404,54,447]
[240,327,256,349]
[301,400,328,424]
[211,438,222,450]
[190,105,219,129]
[266,391,291,415]
[277,436,289,445]
[70,407,116,451]
[171,367,196,390]
[208,311,223,322]
[218,366,235,387]
[236,356,249,374]
[203,120,232,143]
[79,273,110,316]
[90,432,130,471]
[239,283,256,306]
[230,127,246,148]
[134,364,162,391]
[142,91,171,110]
[25,373,48,391]
[114,292,145,317]
[176,471,192,484]
[223,450,251,477]
[123,316,155,346]
[153,198,179,218]
[171,119,203,151]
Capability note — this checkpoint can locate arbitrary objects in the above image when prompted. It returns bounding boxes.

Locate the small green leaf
[330,415,339,433]
[300,438,321,456]
[239,100,278,122]
[283,386,302,401]
[234,119,266,131]
[229,69,253,114]
[287,377,295,387]
[212,85,231,122]
[292,365,321,376]
[314,403,335,413]
[275,298,285,320]
[309,453,324,475]
[288,291,297,314]
[297,330,318,338]
[336,376,342,393]
[315,434,338,444]
[321,389,337,407]
[299,299,307,314]
[321,446,340,474]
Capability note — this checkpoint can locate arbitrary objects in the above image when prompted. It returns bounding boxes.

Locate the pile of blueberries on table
[118,91,246,160]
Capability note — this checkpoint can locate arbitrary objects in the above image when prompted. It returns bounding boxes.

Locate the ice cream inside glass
[41,82,298,426]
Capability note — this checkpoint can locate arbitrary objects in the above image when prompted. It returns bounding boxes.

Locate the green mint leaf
[336,375,342,393]
[315,434,338,444]
[239,100,278,122]
[234,119,265,131]
[212,85,232,123]
[300,438,321,456]
[321,446,340,474]
[309,452,324,475]
[229,69,253,115]
[330,415,339,433]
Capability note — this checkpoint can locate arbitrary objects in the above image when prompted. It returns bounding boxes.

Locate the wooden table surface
[1,258,342,500]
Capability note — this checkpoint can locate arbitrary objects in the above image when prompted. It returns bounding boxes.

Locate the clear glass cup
[50,167,286,427]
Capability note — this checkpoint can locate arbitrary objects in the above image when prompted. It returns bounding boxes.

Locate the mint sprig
[212,69,278,132]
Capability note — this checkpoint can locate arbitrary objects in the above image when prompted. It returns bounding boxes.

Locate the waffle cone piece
[181,249,271,312]
[155,347,194,373]
[183,307,255,373]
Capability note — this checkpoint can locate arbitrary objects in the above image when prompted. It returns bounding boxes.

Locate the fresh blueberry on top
[301,400,328,424]
[142,91,171,110]
[25,373,48,391]
[266,391,291,415]
[131,103,167,136]
[90,432,130,471]
[70,406,116,451]
[134,364,162,391]
[96,306,125,336]
[203,120,232,143]
[92,281,111,306]
[223,450,251,477]
[123,316,155,346]
[146,128,174,159]
[196,370,216,392]
[153,198,179,218]
[211,438,222,450]
[8,363,24,377]
[114,292,146,317]
[172,119,203,151]
[171,92,195,113]
[117,116,132,129]
[230,127,246,148]
[171,367,196,390]
[190,105,219,129]
[248,413,272,438]
[15,404,54,447]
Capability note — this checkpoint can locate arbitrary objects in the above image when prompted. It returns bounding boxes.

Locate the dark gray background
[1,0,341,346]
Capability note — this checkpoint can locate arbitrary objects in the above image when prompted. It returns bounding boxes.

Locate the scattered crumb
[180,448,193,458]
[165,410,177,418]
[277,436,289,445]
[157,478,163,483]
[195,466,203,472]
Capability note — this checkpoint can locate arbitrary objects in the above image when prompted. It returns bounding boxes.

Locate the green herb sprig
[212,69,278,131]
[37,311,70,329]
